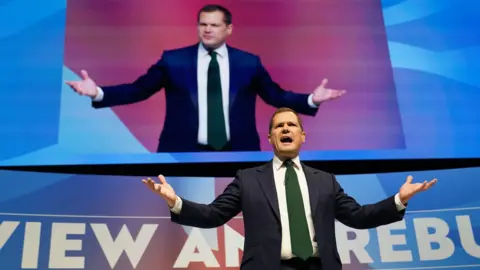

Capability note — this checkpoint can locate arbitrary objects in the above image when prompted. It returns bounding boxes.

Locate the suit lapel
[256,162,281,223]
[186,44,199,111]
[302,164,320,216]
[227,46,240,109]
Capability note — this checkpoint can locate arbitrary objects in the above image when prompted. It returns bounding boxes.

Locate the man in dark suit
[142,107,437,270]
[66,4,346,153]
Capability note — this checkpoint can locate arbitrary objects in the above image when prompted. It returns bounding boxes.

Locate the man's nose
[281,127,290,133]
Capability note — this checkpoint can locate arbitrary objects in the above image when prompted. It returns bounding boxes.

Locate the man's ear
[268,133,272,144]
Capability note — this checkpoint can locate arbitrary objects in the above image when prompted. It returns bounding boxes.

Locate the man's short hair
[268,107,304,134]
[197,4,232,25]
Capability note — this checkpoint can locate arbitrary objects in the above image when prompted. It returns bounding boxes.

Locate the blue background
[0,166,479,269]
[1,0,480,166]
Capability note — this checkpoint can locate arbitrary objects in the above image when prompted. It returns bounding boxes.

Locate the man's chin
[201,40,220,48]
[279,143,296,149]
[276,147,299,158]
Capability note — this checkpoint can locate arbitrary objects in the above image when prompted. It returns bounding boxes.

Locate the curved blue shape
[60,66,152,154]
[0,6,66,161]
[381,0,407,9]
[388,42,480,87]
[0,170,71,203]
[0,0,66,38]
[385,0,480,51]
[382,0,452,26]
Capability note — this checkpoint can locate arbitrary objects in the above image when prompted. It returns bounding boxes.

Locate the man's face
[268,111,305,159]
[197,11,232,49]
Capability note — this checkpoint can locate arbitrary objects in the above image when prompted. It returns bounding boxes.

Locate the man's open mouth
[280,136,293,144]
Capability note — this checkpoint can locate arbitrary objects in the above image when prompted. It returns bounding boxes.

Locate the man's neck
[274,154,299,162]
[200,42,226,51]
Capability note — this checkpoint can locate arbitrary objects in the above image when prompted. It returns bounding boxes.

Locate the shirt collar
[198,42,228,58]
[272,155,301,171]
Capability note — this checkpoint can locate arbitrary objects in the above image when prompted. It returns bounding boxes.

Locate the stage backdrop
[0,167,479,269]
[1,0,480,166]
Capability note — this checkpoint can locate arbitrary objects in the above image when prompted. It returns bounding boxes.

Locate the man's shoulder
[161,44,198,58]
[234,161,270,178]
[227,45,257,57]
[302,163,333,177]
[227,45,261,64]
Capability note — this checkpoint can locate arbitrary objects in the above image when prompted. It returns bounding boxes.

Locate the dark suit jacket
[92,44,318,152]
[171,162,405,270]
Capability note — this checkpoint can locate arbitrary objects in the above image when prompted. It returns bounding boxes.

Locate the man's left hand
[311,78,346,105]
[399,175,437,205]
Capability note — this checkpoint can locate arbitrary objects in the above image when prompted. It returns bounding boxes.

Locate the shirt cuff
[92,86,104,102]
[394,193,406,211]
[307,94,319,108]
[170,196,183,214]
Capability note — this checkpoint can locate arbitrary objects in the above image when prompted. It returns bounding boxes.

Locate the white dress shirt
[170,156,406,259]
[271,155,316,259]
[196,43,230,145]
[92,43,319,145]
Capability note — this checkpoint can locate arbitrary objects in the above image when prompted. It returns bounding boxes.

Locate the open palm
[65,69,98,97]
[311,78,347,104]
[142,175,177,207]
[399,176,437,205]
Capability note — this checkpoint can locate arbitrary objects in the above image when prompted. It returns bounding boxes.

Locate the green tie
[207,50,228,150]
[284,160,313,260]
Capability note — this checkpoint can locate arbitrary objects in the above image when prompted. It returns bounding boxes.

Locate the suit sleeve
[252,56,318,116]
[92,53,169,108]
[170,170,243,228]
[332,173,405,229]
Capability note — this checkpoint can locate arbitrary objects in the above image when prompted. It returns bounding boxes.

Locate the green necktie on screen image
[284,160,314,260]
[207,51,228,150]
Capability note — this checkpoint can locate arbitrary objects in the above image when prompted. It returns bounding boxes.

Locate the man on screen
[66,4,346,153]
[142,107,437,270]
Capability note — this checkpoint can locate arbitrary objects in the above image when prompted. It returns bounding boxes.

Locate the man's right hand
[65,69,98,98]
[142,175,177,208]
